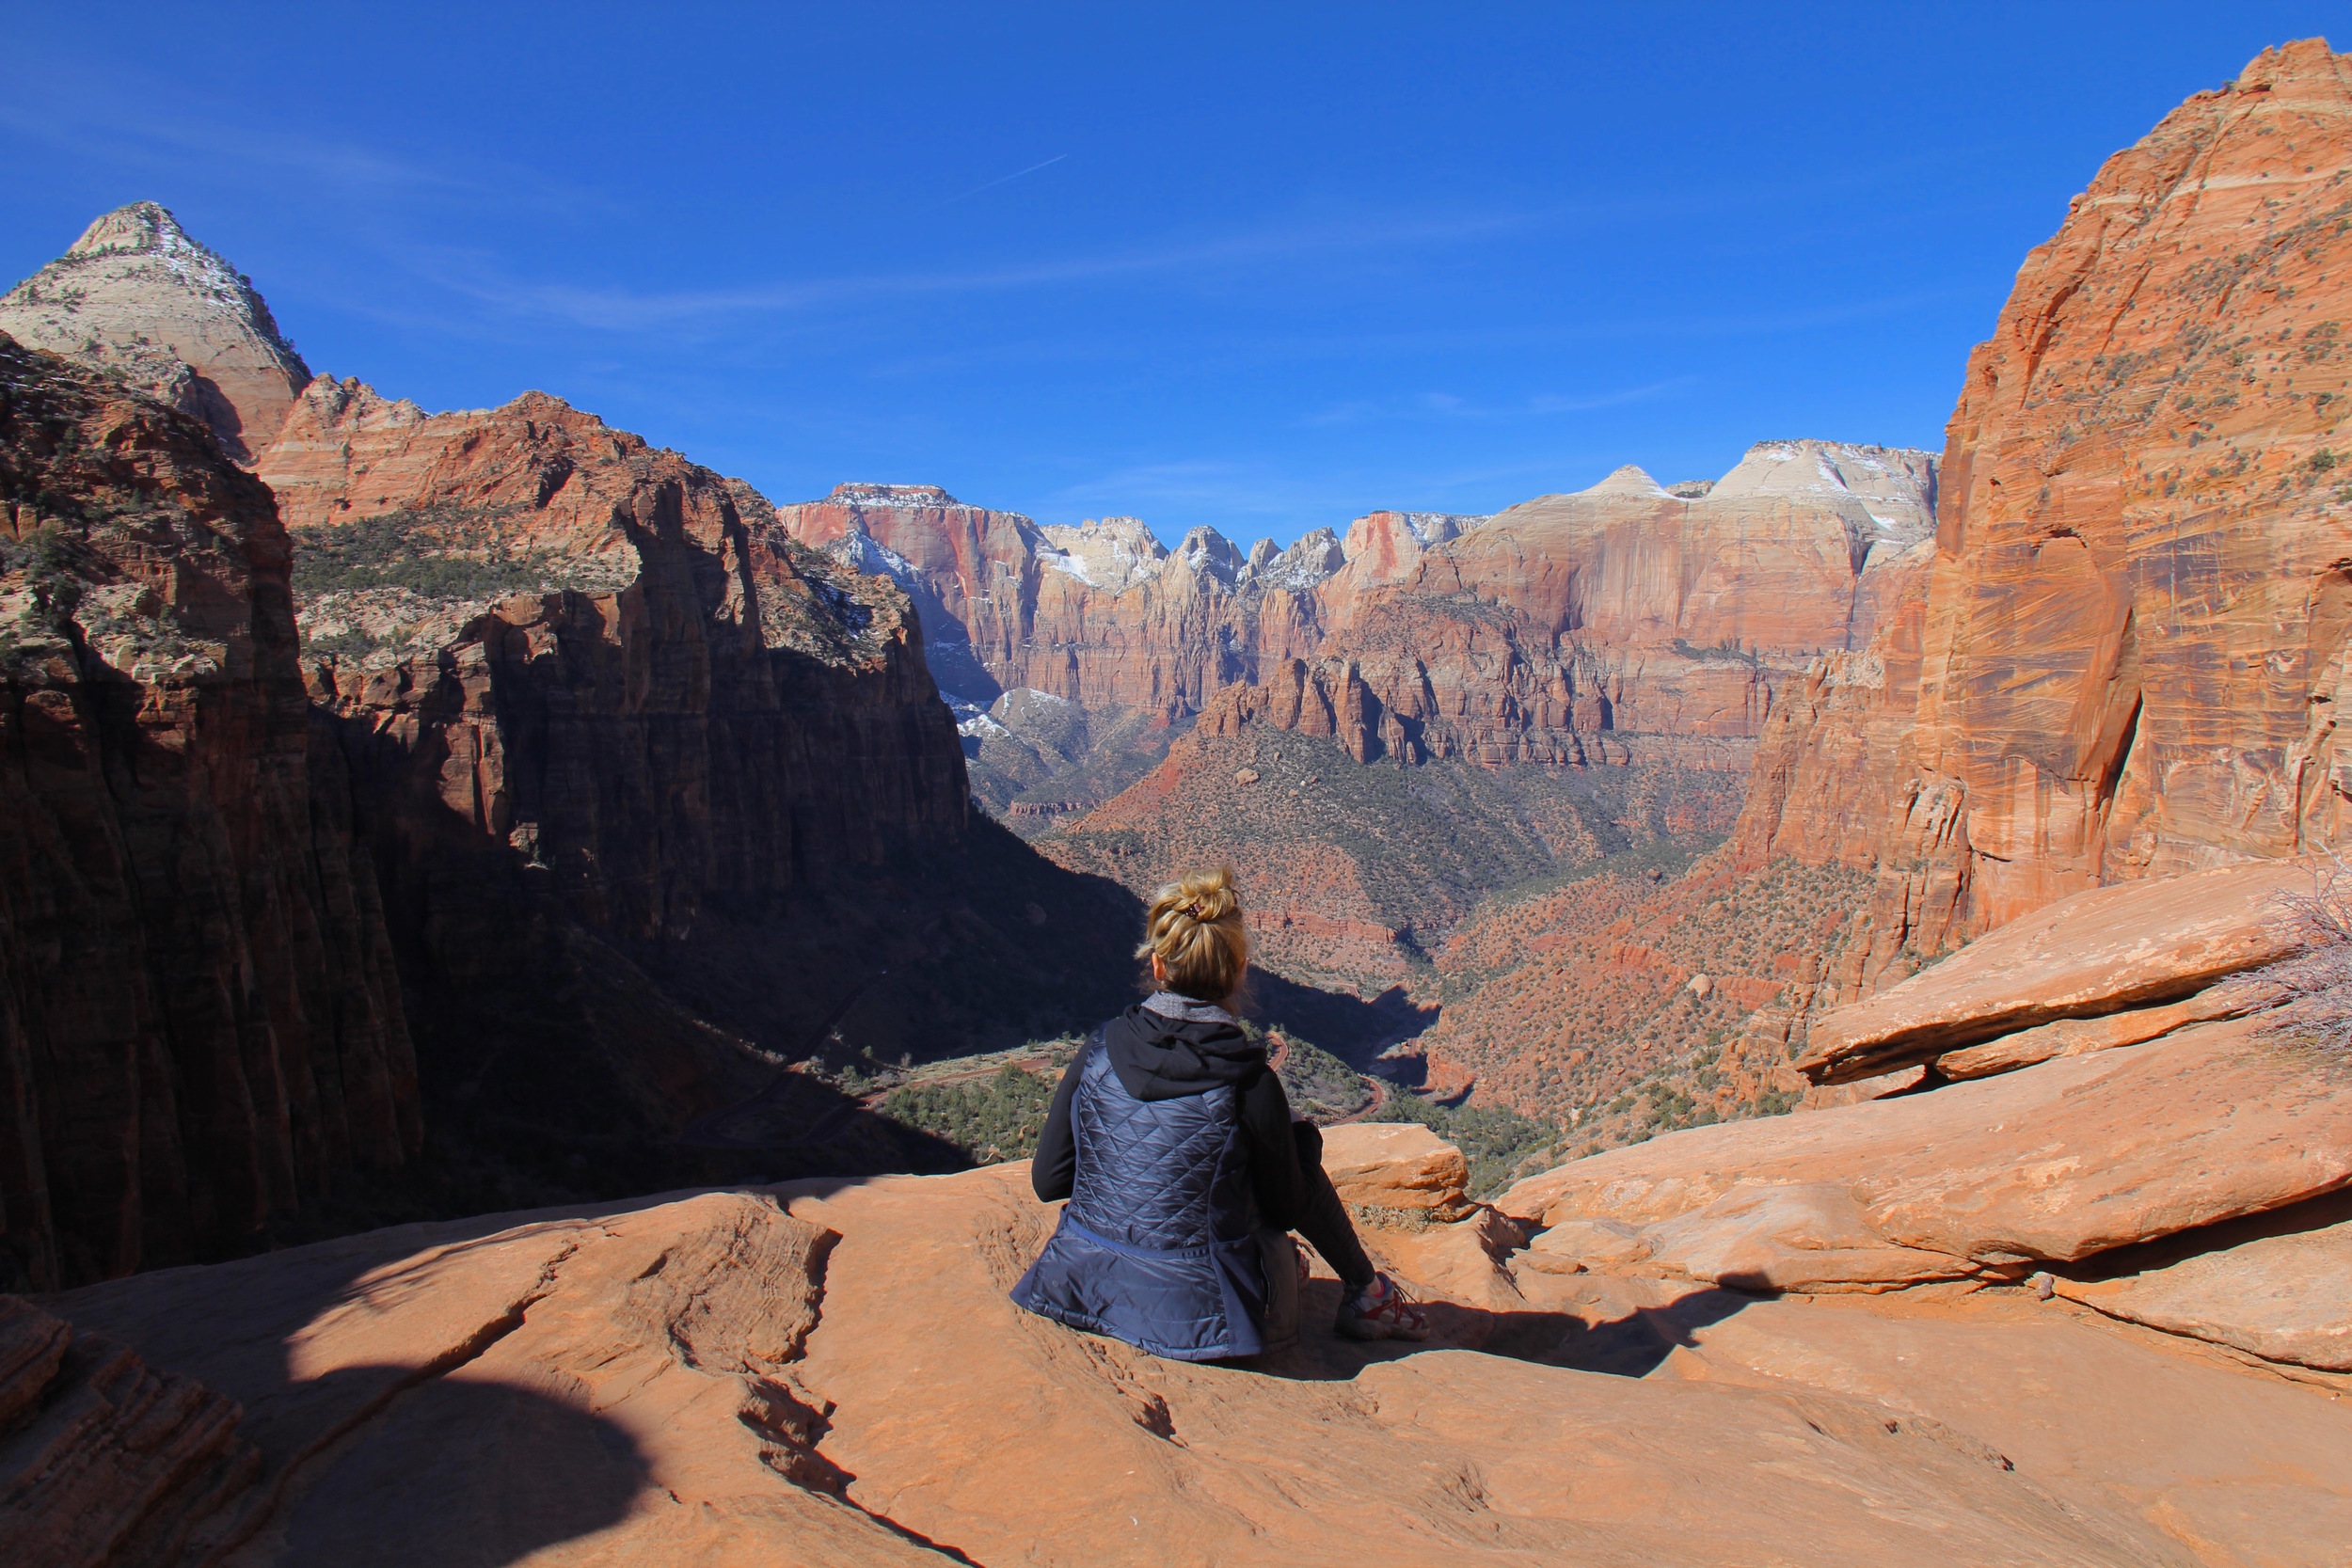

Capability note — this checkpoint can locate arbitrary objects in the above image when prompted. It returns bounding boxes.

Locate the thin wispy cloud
[404,206,1538,335]
[941,153,1069,204]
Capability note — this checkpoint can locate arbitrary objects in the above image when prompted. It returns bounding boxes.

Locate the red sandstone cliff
[1734,40,2352,987]
[0,336,414,1291]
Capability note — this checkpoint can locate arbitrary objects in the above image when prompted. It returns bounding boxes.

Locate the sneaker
[1334,1272,1430,1341]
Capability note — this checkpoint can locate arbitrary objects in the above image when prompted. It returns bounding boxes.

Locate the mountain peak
[0,201,310,465]
[1579,464,1669,498]
[67,199,199,260]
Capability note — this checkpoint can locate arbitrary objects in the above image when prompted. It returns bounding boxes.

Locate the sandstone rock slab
[1505,1017,2352,1275]
[0,1295,258,1567]
[1935,982,2265,1081]
[1801,859,2311,1083]
[2056,1216,2352,1371]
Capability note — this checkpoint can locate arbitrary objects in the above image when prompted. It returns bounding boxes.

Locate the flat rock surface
[1801,859,2312,1081]
[23,1152,2352,1566]
[1503,1018,2352,1271]
[1512,1275,2352,1566]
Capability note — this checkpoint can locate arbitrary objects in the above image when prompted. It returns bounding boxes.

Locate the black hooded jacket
[1030,999,1310,1228]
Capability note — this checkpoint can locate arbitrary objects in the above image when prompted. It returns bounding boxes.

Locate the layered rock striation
[0,336,415,1291]
[1310,443,1935,767]
[0,204,311,466]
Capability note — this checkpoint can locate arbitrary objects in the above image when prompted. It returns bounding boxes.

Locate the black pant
[1290,1122,1375,1290]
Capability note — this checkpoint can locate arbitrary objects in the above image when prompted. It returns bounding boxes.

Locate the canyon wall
[779,483,1342,718]
[1,209,1144,1285]
[253,382,1139,1189]
[0,336,414,1291]
[1734,40,2352,983]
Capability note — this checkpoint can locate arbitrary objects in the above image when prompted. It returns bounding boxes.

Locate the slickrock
[39,1158,2352,1564]
[40,1192,940,1566]
[2054,1199,2352,1370]
[0,204,311,464]
[1800,858,2309,1083]
[1502,1015,2352,1279]
[1933,984,2265,1080]
[1319,1122,1476,1219]
[1550,1279,2352,1562]
[0,337,415,1291]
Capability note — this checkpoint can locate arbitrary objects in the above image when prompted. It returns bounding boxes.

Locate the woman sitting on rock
[1011,866,1428,1360]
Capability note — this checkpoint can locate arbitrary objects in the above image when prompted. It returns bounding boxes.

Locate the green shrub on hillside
[290,506,558,602]
[879,1063,1057,1164]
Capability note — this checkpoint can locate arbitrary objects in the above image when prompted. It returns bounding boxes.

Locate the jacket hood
[1104,1000,1264,1102]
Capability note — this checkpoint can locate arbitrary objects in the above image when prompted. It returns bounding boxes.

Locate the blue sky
[3,4,2342,545]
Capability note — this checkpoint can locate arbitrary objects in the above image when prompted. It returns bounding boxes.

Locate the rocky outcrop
[0,205,311,465]
[1798,858,2311,1083]
[1502,1012,2352,1292]
[24,1132,2352,1565]
[0,1295,258,1563]
[2054,1195,2352,1370]
[0,338,415,1291]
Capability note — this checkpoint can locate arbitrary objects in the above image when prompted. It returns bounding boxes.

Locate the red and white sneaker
[1334,1272,1430,1341]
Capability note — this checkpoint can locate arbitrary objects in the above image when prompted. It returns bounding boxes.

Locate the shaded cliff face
[254,381,1138,1197]
[0,204,311,466]
[1735,41,2352,979]
[0,336,414,1291]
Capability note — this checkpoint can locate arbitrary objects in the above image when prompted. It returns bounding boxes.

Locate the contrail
[945,152,1068,203]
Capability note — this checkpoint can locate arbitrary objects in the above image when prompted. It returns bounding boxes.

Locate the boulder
[1800,860,2311,1084]
[1503,1016,2352,1277]
[1318,1121,1475,1220]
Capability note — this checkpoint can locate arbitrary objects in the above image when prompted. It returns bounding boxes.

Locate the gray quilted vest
[1011,1029,1296,1360]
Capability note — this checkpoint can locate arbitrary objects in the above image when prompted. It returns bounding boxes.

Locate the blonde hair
[1137,866,1249,1002]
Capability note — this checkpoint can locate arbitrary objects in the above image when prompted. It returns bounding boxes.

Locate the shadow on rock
[1252,1281,1759,1381]
[253,1365,649,1566]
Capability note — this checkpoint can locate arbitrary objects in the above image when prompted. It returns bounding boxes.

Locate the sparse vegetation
[878,1061,1061,1164]
[290,506,558,602]
[2249,854,2352,1053]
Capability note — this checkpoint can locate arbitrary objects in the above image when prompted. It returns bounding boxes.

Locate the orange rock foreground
[8,1097,2349,1565]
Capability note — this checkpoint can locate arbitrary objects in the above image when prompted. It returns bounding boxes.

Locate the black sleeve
[1238,1069,1309,1230]
[1030,1054,1085,1202]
